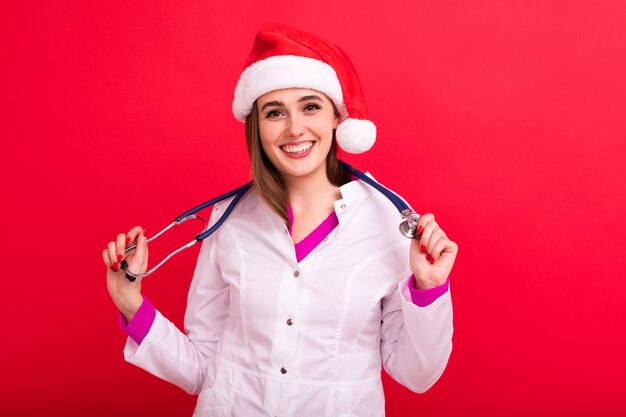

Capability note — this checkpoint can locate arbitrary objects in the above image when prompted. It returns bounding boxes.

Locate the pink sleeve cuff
[408,275,450,307]
[118,297,156,345]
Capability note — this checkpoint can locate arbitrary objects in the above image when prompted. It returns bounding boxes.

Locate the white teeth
[281,142,313,154]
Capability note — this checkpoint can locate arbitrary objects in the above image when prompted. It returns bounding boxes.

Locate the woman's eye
[265,110,282,119]
[304,103,321,112]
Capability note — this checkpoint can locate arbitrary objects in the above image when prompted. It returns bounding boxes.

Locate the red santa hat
[232,23,376,154]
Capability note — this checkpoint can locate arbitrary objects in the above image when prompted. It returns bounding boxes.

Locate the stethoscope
[120,161,421,281]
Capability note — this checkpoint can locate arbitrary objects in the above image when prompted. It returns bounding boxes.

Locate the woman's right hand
[102,226,149,322]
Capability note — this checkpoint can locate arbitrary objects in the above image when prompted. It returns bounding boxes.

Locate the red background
[2,1,625,416]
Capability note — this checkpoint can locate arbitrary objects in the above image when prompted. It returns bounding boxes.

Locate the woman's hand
[102,226,149,322]
[409,213,458,290]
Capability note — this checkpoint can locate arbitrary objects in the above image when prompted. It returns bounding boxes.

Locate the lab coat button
[293,270,300,278]
[286,318,293,326]
[340,203,347,210]
[280,367,287,374]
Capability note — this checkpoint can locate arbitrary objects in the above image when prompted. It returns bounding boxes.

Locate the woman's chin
[279,159,326,181]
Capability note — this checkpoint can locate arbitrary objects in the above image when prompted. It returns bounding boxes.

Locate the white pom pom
[335,118,377,154]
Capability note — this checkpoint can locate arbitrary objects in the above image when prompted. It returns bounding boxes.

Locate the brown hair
[245,101,351,225]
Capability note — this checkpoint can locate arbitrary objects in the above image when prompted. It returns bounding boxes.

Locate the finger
[107,241,119,271]
[133,229,148,268]
[443,239,459,256]
[418,217,437,253]
[116,233,126,264]
[416,213,435,236]
[430,236,448,262]
[126,225,145,248]
[102,248,112,268]
[427,228,445,257]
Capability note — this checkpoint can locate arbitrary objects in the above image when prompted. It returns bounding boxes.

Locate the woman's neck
[284,167,342,243]
[285,168,341,210]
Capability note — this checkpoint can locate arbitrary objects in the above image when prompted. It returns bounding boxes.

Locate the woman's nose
[285,114,305,137]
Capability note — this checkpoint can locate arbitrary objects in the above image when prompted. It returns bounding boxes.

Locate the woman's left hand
[409,213,458,290]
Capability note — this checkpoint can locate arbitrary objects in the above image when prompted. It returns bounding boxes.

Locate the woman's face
[257,88,339,183]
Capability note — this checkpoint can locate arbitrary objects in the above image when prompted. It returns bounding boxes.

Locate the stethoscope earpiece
[119,260,136,282]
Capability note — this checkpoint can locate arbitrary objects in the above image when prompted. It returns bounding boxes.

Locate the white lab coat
[123,173,453,417]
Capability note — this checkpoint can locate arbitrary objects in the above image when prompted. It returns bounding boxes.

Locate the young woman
[103,23,458,417]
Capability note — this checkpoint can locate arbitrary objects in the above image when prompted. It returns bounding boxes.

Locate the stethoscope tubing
[120,162,419,281]
[121,183,252,281]
[339,161,410,212]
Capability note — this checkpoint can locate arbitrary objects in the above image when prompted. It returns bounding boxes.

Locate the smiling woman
[259,91,337,165]
[102,22,457,416]
[253,88,346,227]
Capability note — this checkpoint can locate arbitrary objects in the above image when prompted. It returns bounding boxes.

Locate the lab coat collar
[333,171,376,229]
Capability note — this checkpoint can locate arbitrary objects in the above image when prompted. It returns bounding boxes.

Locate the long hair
[245,101,351,225]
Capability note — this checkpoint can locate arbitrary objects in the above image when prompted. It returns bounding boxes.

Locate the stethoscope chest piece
[399,209,421,240]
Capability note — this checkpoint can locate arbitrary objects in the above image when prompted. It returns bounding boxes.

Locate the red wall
[2,1,625,415]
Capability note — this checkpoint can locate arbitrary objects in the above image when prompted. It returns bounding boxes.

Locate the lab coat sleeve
[380,276,453,393]
[121,209,229,395]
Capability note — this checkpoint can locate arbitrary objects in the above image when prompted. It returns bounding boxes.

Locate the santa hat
[232,23,376,154]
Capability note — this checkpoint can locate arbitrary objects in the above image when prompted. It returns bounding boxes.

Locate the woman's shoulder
[207,184,263,225]
[339,171,414,252]
[348,170,413,215]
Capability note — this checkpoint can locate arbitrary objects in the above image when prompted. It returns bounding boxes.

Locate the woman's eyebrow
[260,95,323,112]
[260,100,282,111]
[298,95,323,103]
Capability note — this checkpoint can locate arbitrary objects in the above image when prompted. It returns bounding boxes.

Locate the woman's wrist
[116,294,144,323]
[412,276,446,290]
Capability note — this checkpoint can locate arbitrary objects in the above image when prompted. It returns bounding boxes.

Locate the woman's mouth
[280,141,315,158]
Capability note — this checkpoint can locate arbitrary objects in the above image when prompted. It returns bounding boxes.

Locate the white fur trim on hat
[336,118,376,154]
[232,55,346,121]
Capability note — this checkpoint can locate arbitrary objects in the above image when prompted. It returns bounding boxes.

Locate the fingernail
[429,257,434,265]
[126,237,131,246]
[418,226,424,234]
[421,244,427,253]
[113,261,119,270]
[426,252,432,261]
[110,266,116,272]
[117,254,123,263]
